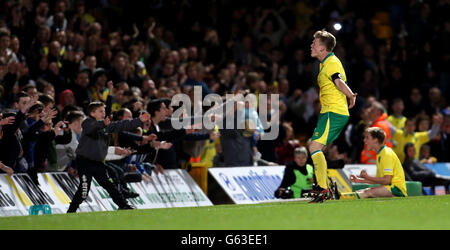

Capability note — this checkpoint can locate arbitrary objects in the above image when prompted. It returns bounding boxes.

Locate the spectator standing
[388,98,406,130]
[69,69,91,112]
[67,102,150,213]
[0,92,37,172]
[54,110,84,173]
[253,9,288,48]
[390,114,442,163]
[404,87,426,118]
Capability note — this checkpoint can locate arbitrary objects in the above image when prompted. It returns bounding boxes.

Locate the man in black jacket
[0,92,38,172]
[67,101,150,213]
[145,98,193,170]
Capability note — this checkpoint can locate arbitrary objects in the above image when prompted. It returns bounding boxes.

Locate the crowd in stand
[0,0,449,195]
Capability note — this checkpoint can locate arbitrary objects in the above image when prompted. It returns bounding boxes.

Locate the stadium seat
[351,181,423,196]
[29,204,52,215]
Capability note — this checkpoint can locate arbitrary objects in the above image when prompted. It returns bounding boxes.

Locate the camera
[274,187,294,199]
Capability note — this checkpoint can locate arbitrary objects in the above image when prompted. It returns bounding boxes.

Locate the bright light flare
[333,22,342,31]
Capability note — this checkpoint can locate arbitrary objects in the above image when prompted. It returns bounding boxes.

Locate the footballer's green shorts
[390,185,407,197]
[311,112,349,146]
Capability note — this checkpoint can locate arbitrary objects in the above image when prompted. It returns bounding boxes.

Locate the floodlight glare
[333,22,342,31]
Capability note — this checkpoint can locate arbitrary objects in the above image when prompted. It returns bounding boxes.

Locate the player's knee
[360,188,374,198]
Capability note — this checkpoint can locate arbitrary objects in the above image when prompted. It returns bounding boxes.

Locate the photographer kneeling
[275,147,314,199]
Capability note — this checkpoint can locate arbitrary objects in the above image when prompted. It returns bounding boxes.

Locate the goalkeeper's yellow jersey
[317,52,349,116]
[376,145,408,197]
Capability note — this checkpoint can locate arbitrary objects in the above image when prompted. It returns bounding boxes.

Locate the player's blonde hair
[313,30,336,52]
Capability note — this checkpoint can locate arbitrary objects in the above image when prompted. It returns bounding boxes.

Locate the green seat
[351,181,422,196]
[405,181,423,196]
[29,204,52,215]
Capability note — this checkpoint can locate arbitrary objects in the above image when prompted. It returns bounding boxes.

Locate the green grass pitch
[1,195,449,230]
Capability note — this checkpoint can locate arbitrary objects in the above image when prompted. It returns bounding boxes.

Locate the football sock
[311,150,328,189]
[339,192,361,200]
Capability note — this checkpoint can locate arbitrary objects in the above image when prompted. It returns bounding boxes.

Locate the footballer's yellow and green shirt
[376,145,408,197]
[317,52,349,116]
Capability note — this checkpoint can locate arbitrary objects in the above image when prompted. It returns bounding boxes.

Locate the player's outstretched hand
[348,93,358,109]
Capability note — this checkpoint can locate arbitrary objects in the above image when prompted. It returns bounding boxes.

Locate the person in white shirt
[55,111,84,174]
